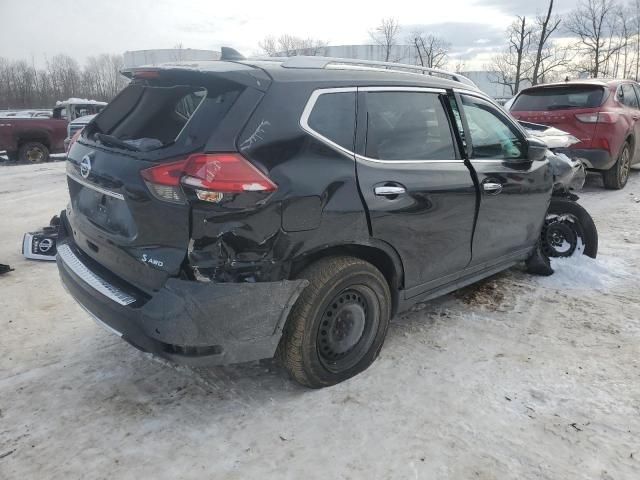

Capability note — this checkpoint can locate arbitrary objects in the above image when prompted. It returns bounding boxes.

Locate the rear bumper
[555,147,614,170]
[56,219,307,367]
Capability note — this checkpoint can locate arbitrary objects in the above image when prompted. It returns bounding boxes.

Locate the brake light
[575,112,618,123]
[182,153,277,193]
[134,70,160,79]
[141,159,188,203]
[67,129,82,152]
[140,153,276,204]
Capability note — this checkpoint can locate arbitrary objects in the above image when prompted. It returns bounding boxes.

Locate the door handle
[483,182,503,194]
[374,185,406,196]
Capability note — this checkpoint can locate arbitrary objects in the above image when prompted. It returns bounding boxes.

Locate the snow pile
[540,254,629,291]
[55,98,107,106]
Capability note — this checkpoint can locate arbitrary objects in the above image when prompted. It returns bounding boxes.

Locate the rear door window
[511,86,604,111]
[306,91,356,151]
[363,91,456,160]
[618,84,639,108]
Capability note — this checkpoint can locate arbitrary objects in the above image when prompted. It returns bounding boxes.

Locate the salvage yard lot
[1,161,639,480]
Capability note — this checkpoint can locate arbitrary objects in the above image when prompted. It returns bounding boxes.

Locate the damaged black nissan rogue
[57,49,555,388]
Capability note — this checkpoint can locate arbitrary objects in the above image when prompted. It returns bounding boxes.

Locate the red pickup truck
[0,100,106,162]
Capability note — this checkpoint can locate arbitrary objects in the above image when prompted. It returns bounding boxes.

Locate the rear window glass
[90,81,240,152]
[307,92,356,151]
[511,86,605,111]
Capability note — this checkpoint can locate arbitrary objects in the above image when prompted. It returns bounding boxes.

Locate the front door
[455,92,552,267]
[355,87,477,294]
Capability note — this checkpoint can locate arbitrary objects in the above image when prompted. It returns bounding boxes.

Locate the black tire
[278,256,391,388]
[18,142,49,163]
[602,141,631,190]
[544,198,598,258]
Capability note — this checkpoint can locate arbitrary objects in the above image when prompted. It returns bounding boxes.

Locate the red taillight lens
[140,153,276,204]
[141,159,189,204]
[181,153,277,193]
[67,129,82,152]
[133,70,160,79]
[575,112,618,123]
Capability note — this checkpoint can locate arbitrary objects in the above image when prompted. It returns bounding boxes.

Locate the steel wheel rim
[317,286,379,373]
[541,213,584,258]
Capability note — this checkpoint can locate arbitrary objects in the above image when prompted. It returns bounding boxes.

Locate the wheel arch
[16,130,51,149]
[289,241,405,315]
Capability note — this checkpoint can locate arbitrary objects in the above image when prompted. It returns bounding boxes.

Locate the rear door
[616,83,640,160]
[65,73,248,292]
[456,92,552,266]
[354,87,476,294]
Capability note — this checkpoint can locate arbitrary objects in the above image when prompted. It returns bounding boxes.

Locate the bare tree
[0,53,128,109]
[258,35,327,57]
[489,16,532,94]
[370,17,400,62]
[565,0,621,77]
[534,44,571,83]
[411,32,450,69]
[531,0,562,85]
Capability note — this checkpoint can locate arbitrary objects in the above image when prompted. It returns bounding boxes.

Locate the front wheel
[542,198,598,259]
[527,198,598,275]
[278,256,391,388]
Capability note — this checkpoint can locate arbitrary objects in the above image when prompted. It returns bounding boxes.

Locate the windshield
[511,86,605,111]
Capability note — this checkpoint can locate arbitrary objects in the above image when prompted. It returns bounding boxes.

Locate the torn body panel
[57,232,308,366]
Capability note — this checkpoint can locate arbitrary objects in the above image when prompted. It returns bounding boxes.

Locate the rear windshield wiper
[95,133,139,152]
[546,104,580,110]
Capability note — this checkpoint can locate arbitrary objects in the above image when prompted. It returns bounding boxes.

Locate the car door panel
[354,88,477,291]
[454,92,553,266]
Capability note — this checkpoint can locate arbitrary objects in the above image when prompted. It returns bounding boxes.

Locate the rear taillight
[140,159,188,203]
[140,153,277,204]
[575,112,618,123]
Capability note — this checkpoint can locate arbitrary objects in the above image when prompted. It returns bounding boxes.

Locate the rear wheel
[278,256,391,388]
[19,142,49,163]
[602,141,631,190]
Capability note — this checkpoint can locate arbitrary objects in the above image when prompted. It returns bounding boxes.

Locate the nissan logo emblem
[80,154,92,179]
[38,238,53,253]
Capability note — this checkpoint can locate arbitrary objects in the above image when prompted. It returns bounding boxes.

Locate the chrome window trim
[299,87,358,159]
[356,154,463,164]
[67,171,125,200]
[359,86,446,93]
[300,86,456,164]
[57,244,136,306]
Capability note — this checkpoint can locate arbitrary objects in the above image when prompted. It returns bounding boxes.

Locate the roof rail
[277,56,477,88]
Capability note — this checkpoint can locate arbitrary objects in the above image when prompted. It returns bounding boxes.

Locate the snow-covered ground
[1,161,639,479]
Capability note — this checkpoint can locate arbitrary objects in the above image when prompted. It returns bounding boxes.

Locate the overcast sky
[0,0,577,68]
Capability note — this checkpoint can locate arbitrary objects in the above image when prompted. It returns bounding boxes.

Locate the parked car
[57,50,587,388]
[0,99,106,162]
[64,114,96,151]
[509,79,640,189]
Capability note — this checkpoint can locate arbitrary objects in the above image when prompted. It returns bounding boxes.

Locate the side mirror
[526,137,548,162]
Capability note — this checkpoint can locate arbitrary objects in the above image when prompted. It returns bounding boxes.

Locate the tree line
[4,1,640,110]
[491,0,640,95]
[0,54,128,110]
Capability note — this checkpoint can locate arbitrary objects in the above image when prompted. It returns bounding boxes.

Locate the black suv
[57,51,552,388]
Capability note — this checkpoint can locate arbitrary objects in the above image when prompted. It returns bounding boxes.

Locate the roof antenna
[220,47,245,61]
